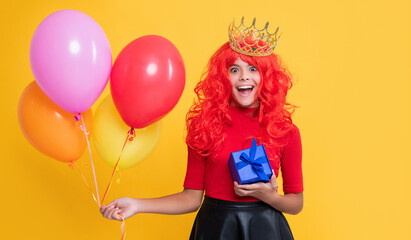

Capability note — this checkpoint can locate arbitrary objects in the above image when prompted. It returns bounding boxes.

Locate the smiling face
[227,57,261,108]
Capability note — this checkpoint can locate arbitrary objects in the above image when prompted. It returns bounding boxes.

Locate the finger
[101,206,111,217]
[235,186,253,196]
[237,182,263,191]
[234,181,246,191]
[105,199,118,208]
[234,188,245,196]
[235,182,250,189]
[117,213,125,221]
[100,204,113,212]
[270,171,278,181]
[100,206,107,214]
[234,182,249,192]
[236,190,252,197]
[114,209,124,221]
[233,184,242,194]
[102,207,112,219]
[108,208,121,220]
[233,184,241,195]
[104,207,118,219]
[270,174,278,187]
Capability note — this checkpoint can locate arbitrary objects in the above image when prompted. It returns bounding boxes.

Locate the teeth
[238,86,253,90]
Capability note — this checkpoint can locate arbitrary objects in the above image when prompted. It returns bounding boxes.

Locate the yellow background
[1,0,410,239]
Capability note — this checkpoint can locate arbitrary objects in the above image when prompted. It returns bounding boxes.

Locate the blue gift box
[228,139,273,184]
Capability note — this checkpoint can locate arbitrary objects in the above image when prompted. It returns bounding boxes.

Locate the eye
[229,67,239,73]
[250,66,258,72]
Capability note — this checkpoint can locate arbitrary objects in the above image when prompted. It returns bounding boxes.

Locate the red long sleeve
[184,106,303,201]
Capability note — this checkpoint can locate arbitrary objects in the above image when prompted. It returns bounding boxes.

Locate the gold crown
[228,17,281,57]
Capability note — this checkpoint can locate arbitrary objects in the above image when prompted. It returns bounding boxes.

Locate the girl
[101,18,303,240]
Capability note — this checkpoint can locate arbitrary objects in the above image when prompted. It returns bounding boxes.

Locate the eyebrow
[229,63,255,67]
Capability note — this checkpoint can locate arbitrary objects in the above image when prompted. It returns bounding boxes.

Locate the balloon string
[100,128,135,205]
[119,213,126,240]
[68,161,99,206]
[78,113,101,207]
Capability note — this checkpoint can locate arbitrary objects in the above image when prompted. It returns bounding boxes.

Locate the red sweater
[184,105,303,202]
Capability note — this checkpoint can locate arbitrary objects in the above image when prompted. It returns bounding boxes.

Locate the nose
[240,71,250,81]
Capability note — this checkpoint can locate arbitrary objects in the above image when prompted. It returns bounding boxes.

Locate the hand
[100,197,138,221]
[234,172,279,202]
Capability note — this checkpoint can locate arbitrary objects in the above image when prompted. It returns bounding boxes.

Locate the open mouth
[237,85,254,95]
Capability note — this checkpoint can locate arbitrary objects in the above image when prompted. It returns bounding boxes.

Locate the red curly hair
[186,42,295,157]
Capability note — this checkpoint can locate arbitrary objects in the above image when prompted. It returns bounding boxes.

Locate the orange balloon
[18,81,93,162]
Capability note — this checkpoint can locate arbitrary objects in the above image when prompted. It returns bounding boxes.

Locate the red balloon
[110,35,185,128]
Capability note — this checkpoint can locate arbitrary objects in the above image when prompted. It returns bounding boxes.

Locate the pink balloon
[30,10,112,113]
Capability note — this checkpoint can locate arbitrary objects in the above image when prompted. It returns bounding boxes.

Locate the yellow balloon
[93,96,160,169]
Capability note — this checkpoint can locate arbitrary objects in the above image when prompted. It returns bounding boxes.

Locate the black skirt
[189,196,294,240]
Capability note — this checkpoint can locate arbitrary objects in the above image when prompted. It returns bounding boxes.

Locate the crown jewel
[228,17,281,57]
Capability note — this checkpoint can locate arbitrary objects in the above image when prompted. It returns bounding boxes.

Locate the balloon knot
[74,114,81,121]
[128,128,136,141]
[68,162,74,169]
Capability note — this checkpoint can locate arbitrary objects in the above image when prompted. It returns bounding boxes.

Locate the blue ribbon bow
[236,139,270,182]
